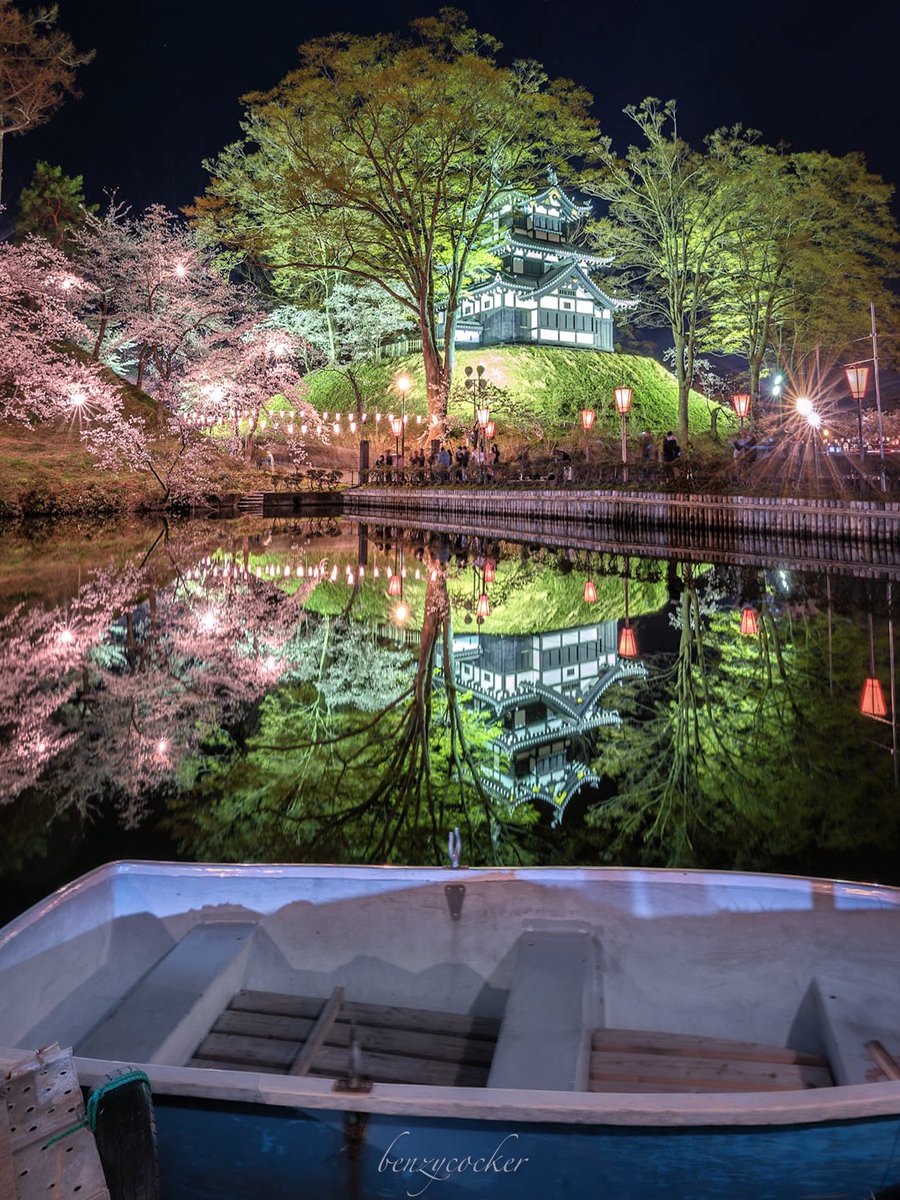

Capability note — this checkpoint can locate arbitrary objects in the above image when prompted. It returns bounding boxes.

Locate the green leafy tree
[584,99,752,444]
[191,8,598,420]
[0,1,93,204]
[705,147,900,412]
[271,281,414,417]
[13,159,95,250]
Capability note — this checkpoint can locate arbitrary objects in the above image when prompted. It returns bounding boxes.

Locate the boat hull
[155,1099,900,1200]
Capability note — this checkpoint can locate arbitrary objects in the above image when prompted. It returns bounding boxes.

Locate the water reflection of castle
[451,623,646,822]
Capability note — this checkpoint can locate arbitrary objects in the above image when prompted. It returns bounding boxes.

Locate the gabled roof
[530,182,592,220]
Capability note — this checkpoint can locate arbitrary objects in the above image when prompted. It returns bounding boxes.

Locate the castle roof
[466,260,637,311]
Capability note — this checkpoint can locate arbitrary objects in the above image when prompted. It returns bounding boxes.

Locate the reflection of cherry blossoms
[0,549,315,822]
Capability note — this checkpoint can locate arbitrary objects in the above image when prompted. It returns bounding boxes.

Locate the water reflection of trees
[589,566,898,869]
[171,558,539,866]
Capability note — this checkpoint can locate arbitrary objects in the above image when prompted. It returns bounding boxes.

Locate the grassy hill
[0,364,255,517]
[304,345,719,442]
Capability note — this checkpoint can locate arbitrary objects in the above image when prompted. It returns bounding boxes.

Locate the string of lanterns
[180,409,444,434]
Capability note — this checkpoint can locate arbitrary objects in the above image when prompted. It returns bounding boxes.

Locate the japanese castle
[442,175,634,352]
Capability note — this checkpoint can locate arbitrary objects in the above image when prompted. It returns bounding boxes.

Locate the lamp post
[845,365,869,466]
[731,393,751,432]
[465,364,487,436]
[390,415,403,479]
[614,386,632,484]
[580,408,595,463]
[476,404,491,483]
[395,374,411,472]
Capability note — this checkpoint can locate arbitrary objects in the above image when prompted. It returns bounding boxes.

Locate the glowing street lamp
[583,579,598,605]
[390,414,403,462]
[476,592,491,621]
[485,420,496,440]
[732,393,751,431]
[174,263,187,279]
[795,396,813,418]
[484,560,496,584]
[845,364,870,464]
[580,408,595,462]
[614,386,632,483]
[388,571,402,597]
[394,601,410,625]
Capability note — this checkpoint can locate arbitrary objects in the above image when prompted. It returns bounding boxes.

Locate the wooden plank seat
[189,989,501,1087]
[590,1029,834,1094]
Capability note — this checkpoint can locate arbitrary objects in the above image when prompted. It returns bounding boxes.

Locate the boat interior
[2,864,900,1097]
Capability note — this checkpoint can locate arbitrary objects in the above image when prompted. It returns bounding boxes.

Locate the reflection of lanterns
[860,677,888,719]
[484,560,496,584]
[580,408,595,431]
[476,593,491,621]
[477,406,491,428]
[861,612,888,720]
[739,605,759,636]
[390,416,403,438]
[394,602,410,625]
[614,386,633,415]
[485,420,496,439]
[388,573,402,597]
[618,625,638,658]
[583,579,598,604]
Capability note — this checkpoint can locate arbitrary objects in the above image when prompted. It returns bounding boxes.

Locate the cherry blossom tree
[178,318,323,463]
[0,234,131,436]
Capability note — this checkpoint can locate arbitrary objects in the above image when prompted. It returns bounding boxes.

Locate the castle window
[561,299,573,310]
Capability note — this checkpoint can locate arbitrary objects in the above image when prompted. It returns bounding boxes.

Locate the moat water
[0,514,897,923]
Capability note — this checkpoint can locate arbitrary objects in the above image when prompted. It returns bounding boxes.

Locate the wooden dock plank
[195,1032,300,1071]
[230,990,500,1040]
[214,1010,496,1066]
[289,988,344,1077]
[590,1052,832,1091]
[308,1044,489,1088]
[592,1029,828,1068]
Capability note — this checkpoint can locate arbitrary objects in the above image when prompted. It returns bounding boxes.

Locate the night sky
[6,0,900,220]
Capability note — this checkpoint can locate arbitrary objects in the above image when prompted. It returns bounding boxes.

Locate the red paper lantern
[388,573,402,597]
[614,386,633,415]
[476,593,491,620]
[583,579,598,604]
[581,408,596,432]
[739,606,759,636]
[484,561,496,584]
[859,677,888,719]
[732,393,751,421]
[485,420,496,439]
[618,624,639,659]
[477,406,491,428]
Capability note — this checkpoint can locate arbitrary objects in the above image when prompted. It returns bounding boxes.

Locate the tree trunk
[244,412,259,462]
[347,370,364,419]
[91,304,110,361]
[136,346,148,391]
[748,356,762,422]
[673,333,690,445]
[421,320,450,420]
